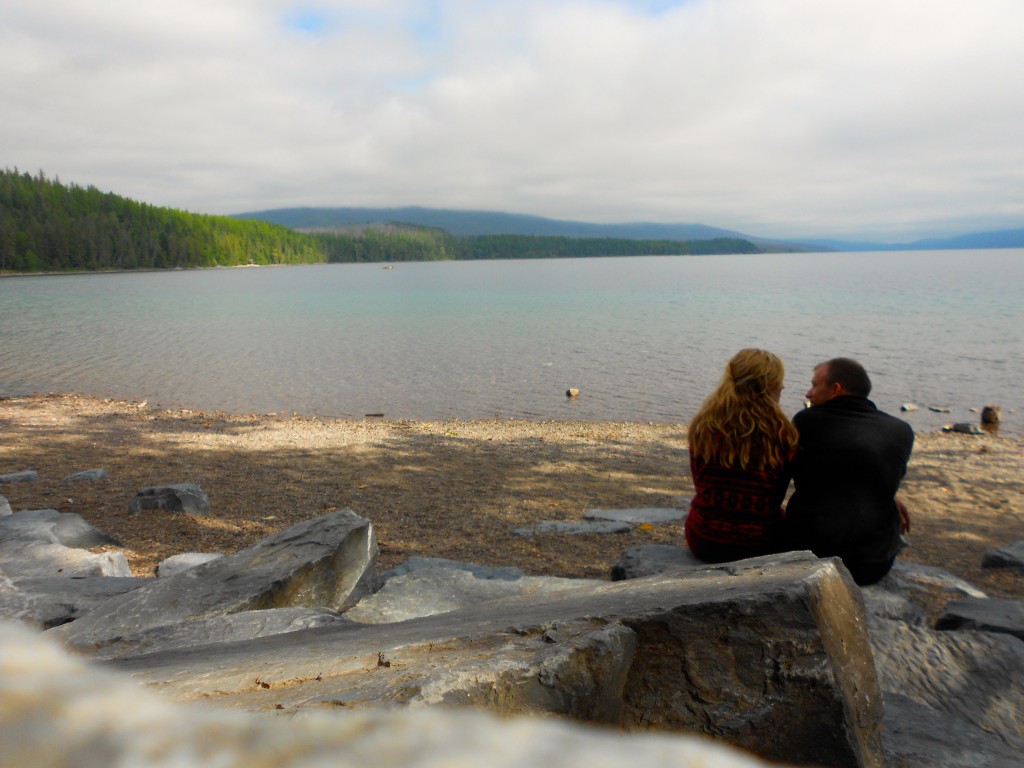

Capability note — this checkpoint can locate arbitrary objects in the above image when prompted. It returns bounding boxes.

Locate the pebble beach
[1,393,1021,603]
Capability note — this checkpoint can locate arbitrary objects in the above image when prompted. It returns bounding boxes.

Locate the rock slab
[115,553,883,768]
[49,509,377,653]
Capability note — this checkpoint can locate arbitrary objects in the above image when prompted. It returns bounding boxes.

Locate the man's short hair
[822,357,872,397]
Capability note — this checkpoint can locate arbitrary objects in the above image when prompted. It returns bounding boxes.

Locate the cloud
[2,0,1023,240]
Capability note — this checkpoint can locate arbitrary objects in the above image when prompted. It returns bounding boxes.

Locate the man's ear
[831,382,846,398]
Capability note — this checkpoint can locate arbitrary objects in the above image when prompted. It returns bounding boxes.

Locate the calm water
[1,250,1021,434]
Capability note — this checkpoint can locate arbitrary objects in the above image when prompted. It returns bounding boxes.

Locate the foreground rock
[11,575,149,629]
[0,619,777,768]
[113,552,882,768]
[610,543,1024,767]
[49,510,377,653]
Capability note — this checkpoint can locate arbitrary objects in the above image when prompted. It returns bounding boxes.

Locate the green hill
[1,169,762,272]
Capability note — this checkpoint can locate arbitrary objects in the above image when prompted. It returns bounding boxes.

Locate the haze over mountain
[235,207,1024,253]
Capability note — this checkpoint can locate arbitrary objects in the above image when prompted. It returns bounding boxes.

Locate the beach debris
[900,403,919,412]
[565,387,580,398]
[981,404,1002,424]
[928,406,951,413]
[943,422,983,435]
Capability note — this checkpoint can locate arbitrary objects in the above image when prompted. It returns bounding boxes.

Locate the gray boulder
[347,567,604,624]
[0,470,37,484]
[0,508,120,548]
[0,494,11,516]
[128,483,210,516]
[0,617,780,768]
[584,507,688,524]
[155,552,224,577]
[982,540,1024,570]
[115,553,884,768]
[10,576,150,629]
[372,556,526,590]
[513,520,632,536]
[610,543,705,580]
[62,468,108,482]
[0,571,41,629]
[49,509,377,654]
[935,597,1024,641]
[0,541,131,579]
[90,607,354,660]
[868,617,1024,759]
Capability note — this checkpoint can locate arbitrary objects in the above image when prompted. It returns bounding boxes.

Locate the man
[785,358,914,585]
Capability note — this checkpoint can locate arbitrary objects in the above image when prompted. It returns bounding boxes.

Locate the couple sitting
[684,349,915,586]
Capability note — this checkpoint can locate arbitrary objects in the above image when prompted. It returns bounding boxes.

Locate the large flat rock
[113,552,883,768]
[0,618,780,768]
[49,510,377,653]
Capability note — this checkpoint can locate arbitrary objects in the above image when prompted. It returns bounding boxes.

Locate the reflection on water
[0,250,1021,434]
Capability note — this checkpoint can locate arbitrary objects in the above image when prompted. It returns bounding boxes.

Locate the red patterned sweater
[685,450,793,563]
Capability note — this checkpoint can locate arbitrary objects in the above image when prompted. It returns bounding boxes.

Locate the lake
[1,250,1021,435]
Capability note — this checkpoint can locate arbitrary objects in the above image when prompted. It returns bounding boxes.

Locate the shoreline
[1,392,1022,606]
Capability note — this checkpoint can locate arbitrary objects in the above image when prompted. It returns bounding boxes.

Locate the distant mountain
[234,206,1024,253]
[232,206,808,251]
[795,227,1024,252]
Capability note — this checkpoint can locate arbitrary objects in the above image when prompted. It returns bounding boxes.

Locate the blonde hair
[688,348,799,470]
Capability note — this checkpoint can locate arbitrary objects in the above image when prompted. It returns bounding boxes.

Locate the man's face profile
[805,364,839,406]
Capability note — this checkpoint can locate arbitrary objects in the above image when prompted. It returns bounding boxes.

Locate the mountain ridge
[234,207,1024,252]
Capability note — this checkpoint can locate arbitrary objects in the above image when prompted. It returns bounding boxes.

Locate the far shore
[1,393,1022,609]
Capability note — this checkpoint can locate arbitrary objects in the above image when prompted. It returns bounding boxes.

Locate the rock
[372,556,526,591]
[942,422,983,435]
[156,552,224,577]
[584,507,688,524]
[128,483,211,516]
[980,405,1001,424]
[900,403,919,412]
[0,541,131,579]
[62,468,108,482]
[114,553,884,768]
[346,567,604,624]
[10,576,150,629]
[876,559,987,599]
[0,508,120,548]
[513,520,632,536]
[867,617,1024,758]
[90,607,354,660]
[935,597,1024,641]
[0,619,780,768]
[0,494,11,516]
[49,509,377,654]
[0,571,41,629]
[610,543,705,580]
[880,692,1023,768]
[0,470,37,484]
[566,387,580,397]
[982,540,1024,570]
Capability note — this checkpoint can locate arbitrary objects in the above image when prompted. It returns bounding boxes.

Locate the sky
[3,0,1024,242]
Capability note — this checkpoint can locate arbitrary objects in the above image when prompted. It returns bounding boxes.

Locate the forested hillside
[0,169,323,271]
[1,169,760,272]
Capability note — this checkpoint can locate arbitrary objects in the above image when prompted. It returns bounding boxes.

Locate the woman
[685,348,799,563]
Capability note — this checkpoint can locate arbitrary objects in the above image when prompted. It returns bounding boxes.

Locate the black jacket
[785,396,914,567]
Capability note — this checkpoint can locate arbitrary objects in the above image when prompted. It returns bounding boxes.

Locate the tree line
[0,169,760,272]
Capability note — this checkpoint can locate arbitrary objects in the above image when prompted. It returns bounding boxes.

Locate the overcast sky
[3,1,1023,241]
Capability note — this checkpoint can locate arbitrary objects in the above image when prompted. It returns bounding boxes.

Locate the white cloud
[2,0,1023,240]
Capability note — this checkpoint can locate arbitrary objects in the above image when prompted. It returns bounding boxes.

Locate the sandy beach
[1,393,1021,603]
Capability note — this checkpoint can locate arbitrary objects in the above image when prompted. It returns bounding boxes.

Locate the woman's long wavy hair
[688,348,799,470]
